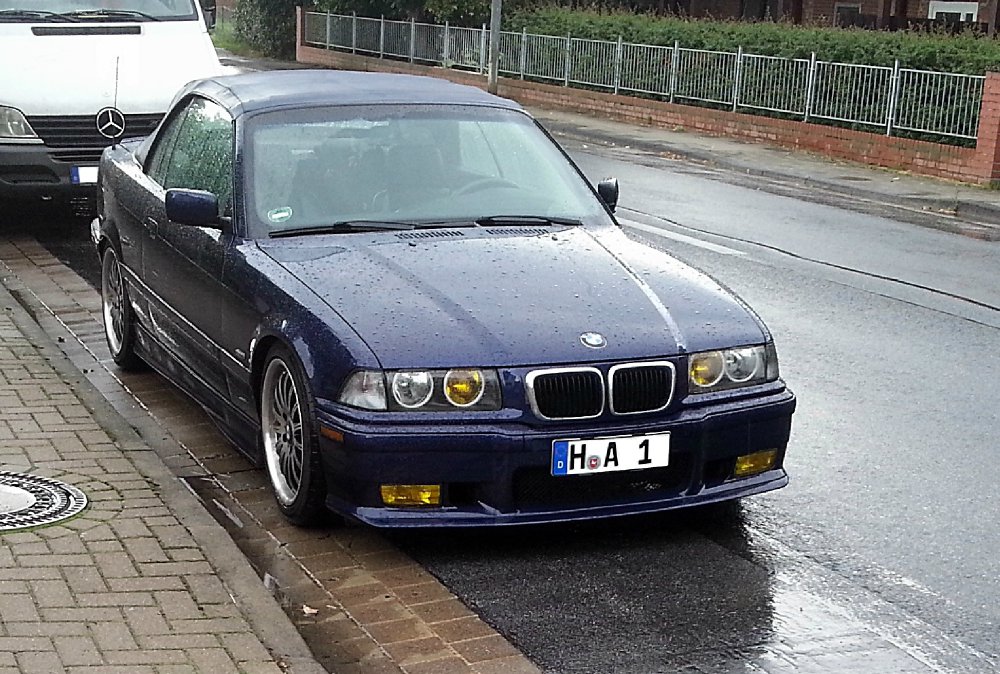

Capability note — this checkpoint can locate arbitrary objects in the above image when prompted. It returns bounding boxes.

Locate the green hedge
[234,0,297,58]
[503,7,1000,74]
[312,0,557,26]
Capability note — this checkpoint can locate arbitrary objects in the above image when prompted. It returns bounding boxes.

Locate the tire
[259,344,329,526]
[100,246,143,370]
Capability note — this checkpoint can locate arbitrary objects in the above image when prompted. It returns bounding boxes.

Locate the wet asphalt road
[399,146,1000,672]
[8,140,1000,673]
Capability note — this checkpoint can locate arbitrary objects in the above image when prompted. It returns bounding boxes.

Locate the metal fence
[303,11,985,141]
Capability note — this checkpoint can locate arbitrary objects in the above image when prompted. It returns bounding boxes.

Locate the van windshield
[0,0,198,21]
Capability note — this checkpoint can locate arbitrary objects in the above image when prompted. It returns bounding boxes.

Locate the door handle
[144,216,158,233]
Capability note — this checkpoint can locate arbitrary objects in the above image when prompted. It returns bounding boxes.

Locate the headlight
[338,369,502,411]
[391,371,434,408]
[444,369,485,407]
[338,371,387,410]
[724,347,762,383]
[0,106,39,141]
[688,344,777,393]
[689,351,724,388]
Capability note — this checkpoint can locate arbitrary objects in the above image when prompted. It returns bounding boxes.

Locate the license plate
[71,166,98,184]
[551,432,670,476]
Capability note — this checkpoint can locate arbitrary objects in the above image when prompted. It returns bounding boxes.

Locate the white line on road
[619,218,746,256]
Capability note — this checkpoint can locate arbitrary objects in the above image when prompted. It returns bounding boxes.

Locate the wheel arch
[249,334,285,412]
[94,215,124,260]
[248,331,323,414]
[246,314,376,417]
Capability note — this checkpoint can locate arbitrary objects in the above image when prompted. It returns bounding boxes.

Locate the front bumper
[0,143,99,215]
[315,388,795,527]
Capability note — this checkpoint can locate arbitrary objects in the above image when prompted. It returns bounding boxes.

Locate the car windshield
[245,104,615,237]
[0,0,197,20]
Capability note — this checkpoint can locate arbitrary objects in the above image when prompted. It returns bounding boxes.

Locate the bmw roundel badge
[580,332,607,349]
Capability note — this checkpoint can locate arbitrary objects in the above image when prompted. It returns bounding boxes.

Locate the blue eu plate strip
[551,440,569,476]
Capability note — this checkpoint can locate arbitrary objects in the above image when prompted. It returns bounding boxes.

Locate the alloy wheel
[101,249,125,357]
[261,358,305,506]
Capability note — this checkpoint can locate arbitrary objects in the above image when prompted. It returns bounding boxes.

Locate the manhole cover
[0,471,87,531]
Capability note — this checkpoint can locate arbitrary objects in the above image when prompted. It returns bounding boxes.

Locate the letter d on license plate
[551,432,670,476]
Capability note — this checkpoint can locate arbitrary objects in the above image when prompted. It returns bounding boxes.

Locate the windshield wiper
[475,215,583,227]
[63,8,161,21]
[410,219,479,229]
[270,220,417,238]
[0,8,81,21]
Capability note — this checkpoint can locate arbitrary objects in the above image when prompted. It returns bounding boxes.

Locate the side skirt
[133,323,263,464]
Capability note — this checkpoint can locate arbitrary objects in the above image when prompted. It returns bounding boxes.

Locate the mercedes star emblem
[580,332,607,349]
[96,107,126,140]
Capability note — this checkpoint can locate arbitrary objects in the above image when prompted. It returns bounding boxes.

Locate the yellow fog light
[380,484,441,506]
[734,449,778,477]
[690,351,725,388]
[444,369,485,407]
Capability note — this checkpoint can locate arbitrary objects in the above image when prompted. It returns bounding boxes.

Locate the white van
[0,0,224,216]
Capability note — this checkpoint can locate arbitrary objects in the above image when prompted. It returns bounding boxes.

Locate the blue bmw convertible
[93,69,795,527]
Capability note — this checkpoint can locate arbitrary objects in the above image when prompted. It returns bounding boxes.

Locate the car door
[142,96,235,403]
[110,103,190,349]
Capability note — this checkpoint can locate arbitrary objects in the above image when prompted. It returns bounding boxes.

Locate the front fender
[243,281,382,411]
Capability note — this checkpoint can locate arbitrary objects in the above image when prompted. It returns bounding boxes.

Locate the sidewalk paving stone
[0,261,325,673]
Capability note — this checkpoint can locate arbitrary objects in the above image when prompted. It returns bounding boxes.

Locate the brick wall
[806,0,989,22]
[690,0,743,17]
[803,0,837,23]
[295,10,1000,185]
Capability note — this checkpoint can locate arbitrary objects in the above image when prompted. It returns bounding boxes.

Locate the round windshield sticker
[267,207,293,223]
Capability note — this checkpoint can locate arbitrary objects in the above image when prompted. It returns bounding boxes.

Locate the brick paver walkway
[0,277,323,673]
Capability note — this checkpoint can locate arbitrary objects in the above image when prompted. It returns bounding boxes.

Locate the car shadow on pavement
[388,501,753,561]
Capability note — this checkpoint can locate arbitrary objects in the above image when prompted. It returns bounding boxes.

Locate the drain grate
[0,471,88,531]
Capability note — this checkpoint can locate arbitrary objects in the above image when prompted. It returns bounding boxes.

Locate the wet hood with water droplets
[258,226,767,369]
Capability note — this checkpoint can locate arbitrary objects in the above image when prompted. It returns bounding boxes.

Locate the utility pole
[487,0,502,94]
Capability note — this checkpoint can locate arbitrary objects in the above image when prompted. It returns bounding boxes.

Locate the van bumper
[0,143,99,217]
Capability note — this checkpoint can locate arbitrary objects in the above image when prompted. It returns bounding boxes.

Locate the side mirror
[166,188,221,228]
[597,177,619,212]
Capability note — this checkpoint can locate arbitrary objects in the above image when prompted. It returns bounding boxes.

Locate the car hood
[0,22,223,115]
[259,226,767,369]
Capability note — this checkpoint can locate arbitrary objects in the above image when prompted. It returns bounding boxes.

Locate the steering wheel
[454,176,520,196]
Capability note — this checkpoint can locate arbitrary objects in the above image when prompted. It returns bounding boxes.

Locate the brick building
[676,0,999,32]
[806,0,997,30]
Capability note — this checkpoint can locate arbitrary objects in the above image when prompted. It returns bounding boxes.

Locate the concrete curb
[0,270,327,674]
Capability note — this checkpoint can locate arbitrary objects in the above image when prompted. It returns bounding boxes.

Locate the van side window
[159,97,235,216]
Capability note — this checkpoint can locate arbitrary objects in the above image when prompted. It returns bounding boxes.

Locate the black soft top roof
[186,69,524,116]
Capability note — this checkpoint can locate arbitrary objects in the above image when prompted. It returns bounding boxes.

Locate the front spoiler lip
[327,471,788,528]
